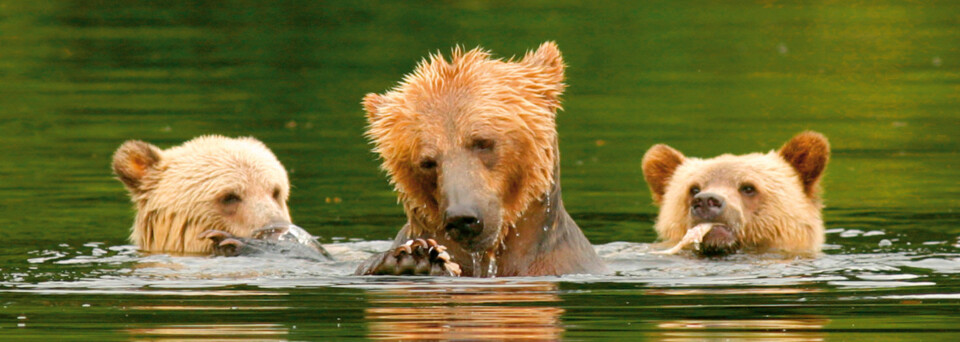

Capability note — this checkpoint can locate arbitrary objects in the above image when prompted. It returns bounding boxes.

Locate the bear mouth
[696,224,740,257]
[452,226,501,253]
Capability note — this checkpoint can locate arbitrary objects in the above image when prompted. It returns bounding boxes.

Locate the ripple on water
[2,231,960,292]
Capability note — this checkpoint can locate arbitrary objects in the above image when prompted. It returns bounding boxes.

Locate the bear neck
[495,155,606,276]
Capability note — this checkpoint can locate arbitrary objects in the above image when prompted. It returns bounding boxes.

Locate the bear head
[642,131,830,256]
[362,42,565,253]
[112,135,293,254]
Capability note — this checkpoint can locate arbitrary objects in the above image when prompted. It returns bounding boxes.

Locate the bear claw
[371,239,461,276]
[199,229,245,256]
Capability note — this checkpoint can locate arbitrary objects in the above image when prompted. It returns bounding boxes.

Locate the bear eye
[471,139,495,152]
[740,184,757,196]
[419,158,437,170]
[221,193,242,205]
[689,185,700,196]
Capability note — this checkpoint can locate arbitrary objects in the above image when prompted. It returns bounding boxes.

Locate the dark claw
[395,244,413,256]
[218,238,244,249]
[364,239,462,276]
[200,230,244,256]
[210,238,244,257]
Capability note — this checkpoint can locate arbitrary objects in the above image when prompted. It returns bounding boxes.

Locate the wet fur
[113,136,292,254]
[360,42,604,276]
[642,132,830,255]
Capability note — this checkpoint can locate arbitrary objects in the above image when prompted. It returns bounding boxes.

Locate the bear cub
[112,135,327,259]
[642,131,830,256]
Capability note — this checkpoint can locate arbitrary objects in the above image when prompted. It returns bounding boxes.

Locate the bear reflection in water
[365,282,563,340]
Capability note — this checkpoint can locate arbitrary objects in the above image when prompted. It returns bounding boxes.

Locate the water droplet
[487,254,497,277]
[878,239,892,247]
[471,252,482,275]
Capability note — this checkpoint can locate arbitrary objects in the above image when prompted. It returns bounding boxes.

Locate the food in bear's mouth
[651,223,717,255]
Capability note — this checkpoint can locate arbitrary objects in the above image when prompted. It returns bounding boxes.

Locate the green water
[2,0,959,340]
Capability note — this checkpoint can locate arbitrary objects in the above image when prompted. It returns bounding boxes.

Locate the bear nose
[444,206,484,241]
[691,192,725,221]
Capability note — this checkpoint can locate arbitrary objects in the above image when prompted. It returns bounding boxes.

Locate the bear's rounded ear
[520,41,566,111]
[779,131,830,197]
[112,140,162,194]
[642,144,686,205]
[362,93,384,123]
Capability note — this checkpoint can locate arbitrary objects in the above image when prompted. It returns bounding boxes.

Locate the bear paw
[370,239,462,277]
[199,228,333,261]
[198,230,246,257]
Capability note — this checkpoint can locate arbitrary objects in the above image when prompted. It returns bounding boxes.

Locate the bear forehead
[374,92,542,158]
[379,48,540,121]
[160,138,288,185]
[673,152,797,188]
[388,77,530,123]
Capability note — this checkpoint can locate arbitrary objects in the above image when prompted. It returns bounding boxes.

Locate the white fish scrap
[651,223,715,255]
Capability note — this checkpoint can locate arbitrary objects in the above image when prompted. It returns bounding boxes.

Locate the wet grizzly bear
[642,131,830,256]
[357,42,605,276]
[112,135,303,255]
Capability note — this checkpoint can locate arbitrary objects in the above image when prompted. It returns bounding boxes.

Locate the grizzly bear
[641,131,830,256]
[357,42,605,276]
[112,135,319,256]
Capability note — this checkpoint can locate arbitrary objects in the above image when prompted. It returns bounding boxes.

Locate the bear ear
[520,41,566,110]
[779,131,830,197]
[112,140,162,194]
[642,144,686,205]
[362,93,384,124]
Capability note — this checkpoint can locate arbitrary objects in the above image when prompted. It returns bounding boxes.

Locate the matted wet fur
[112,135,298,254]
[357,42,605,276]
[642,131,830,256]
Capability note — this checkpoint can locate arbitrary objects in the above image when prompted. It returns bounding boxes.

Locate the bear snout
[691,192,725,221]
[699,225,739,257]
[443,205,484,241]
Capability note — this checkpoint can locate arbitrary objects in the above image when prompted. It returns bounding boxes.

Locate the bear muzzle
[442,204,501,252]
[691,192,725,221]
[444,205,484,241]
[690,192,742,256]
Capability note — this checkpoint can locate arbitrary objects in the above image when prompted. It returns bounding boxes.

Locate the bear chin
[697,224,740,257]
